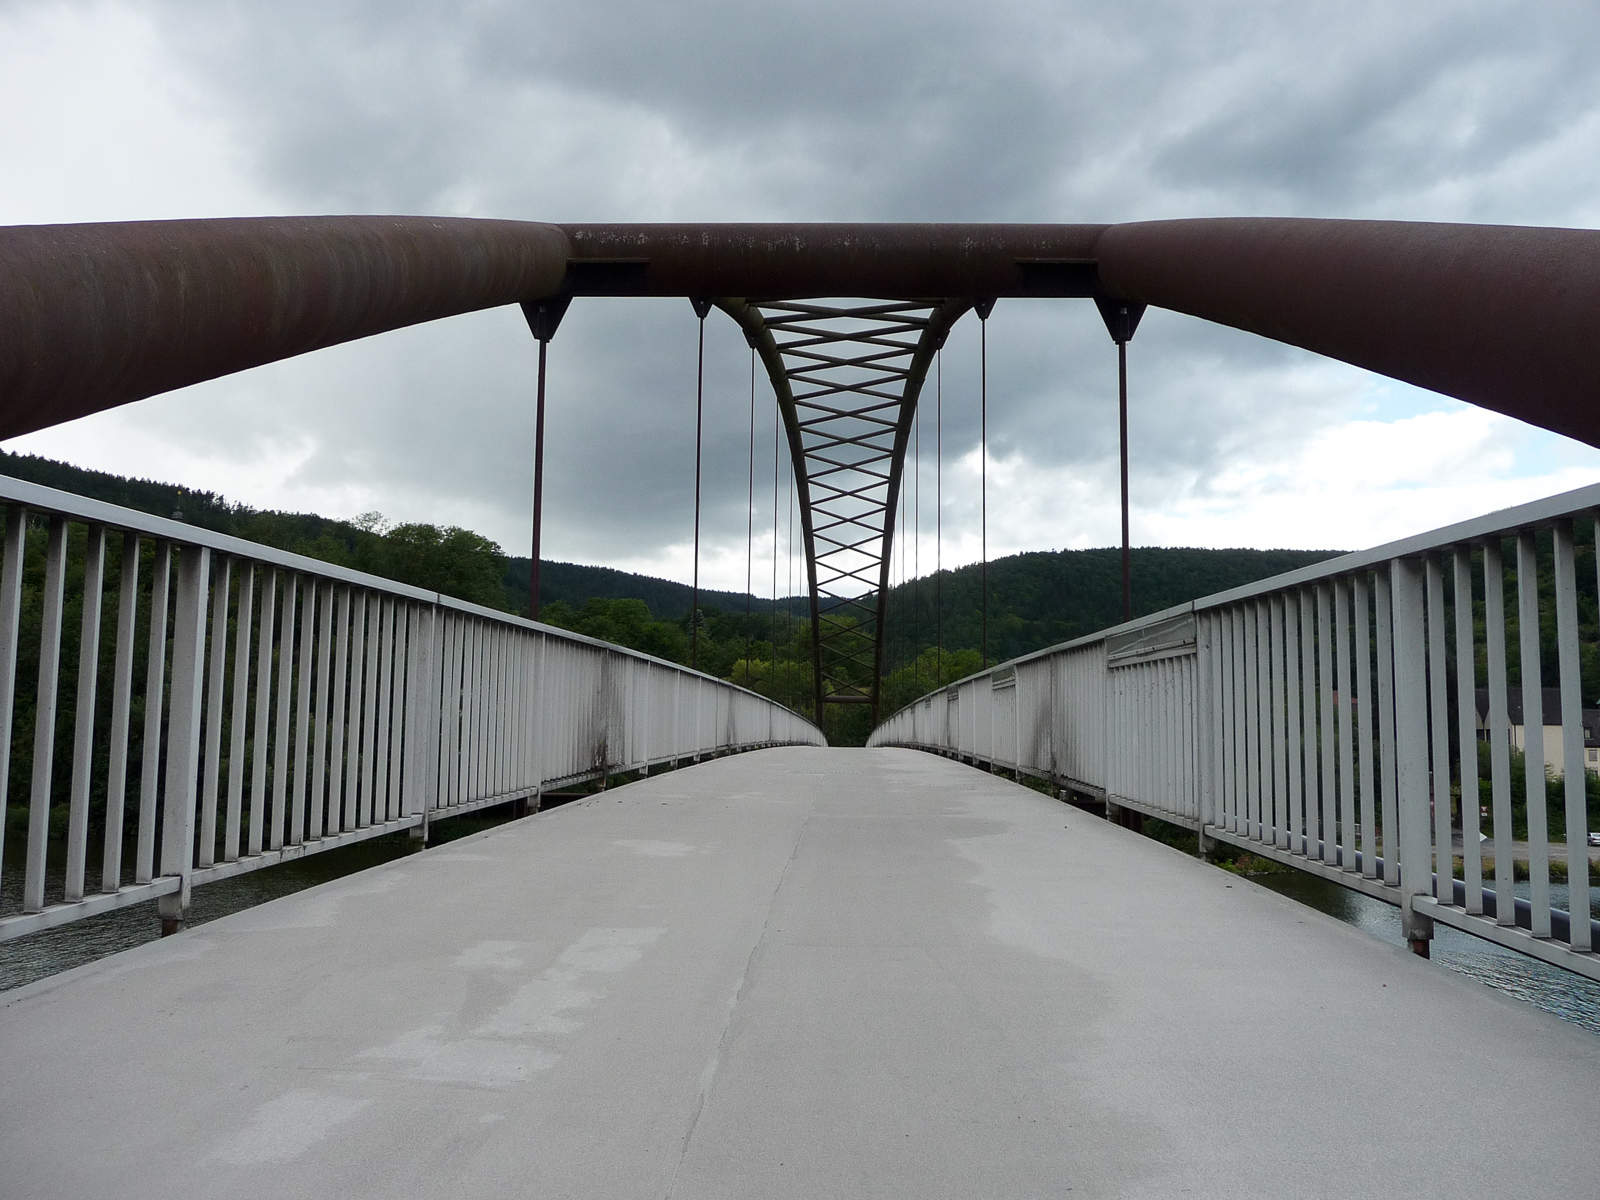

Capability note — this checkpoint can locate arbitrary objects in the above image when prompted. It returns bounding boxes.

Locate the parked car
[1589,831,1600,848]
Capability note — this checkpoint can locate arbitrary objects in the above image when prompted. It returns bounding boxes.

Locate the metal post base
[1403,904,1434,957]
[157,893,187,937]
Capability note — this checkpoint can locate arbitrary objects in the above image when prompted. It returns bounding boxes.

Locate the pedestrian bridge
[3,215,1600,1194]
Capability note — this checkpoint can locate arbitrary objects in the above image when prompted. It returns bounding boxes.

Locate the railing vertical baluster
[1353,573,1377,879]
[136,542,172,884]
[489,624,504,795]
[65,524,106,902]
[505,627,518,792]
[460,614,470,803]
[1452,548,1483,913]
[430,611,448,813]
[475,619,490,795]
[271,574,297,850]
[409,604,441,827]
[101,533,139,892]
[387,605,409,815]
[1281,595,1300,850]
[0,507,23,899]
[1334,578,1356,871]
[442,613,461,811]
[249,570,277,856]
[1425,555,1453,902]
[310,581,333,839]
[373,598,395,820]
[291,575,315,843]
[1160,665,1169,808]
[1482,538,1515,922]
[159,547,210,931]
[1391,556,1432,950]
[456,618,473,807]
[197,556,231,869]
[1515,531,1552,937]
[361,595,381,825]
[1230,607,1246,834]
[1375,570,1400,886]
[1216,611,1234,834]
[507,628,522,792]
[24,517,69,913]
[1552,520,1589,950]
[1272,596,1289,849]
[1258,602,1272,842]
[525,635,538,790]
[1158,663,1168,812]
[1316,583,1336,864]
[1298,589,1318,858]
[346,591,368,828]
[328,585,350,832]
[225,562,253,862]
[532,630,547,805]
[1258,602,1274,841]
[1243,603,1261,842]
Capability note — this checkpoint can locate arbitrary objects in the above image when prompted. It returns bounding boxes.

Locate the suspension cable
[913,393,920,694]
[772,377,780,676]
[980,310,988,670]
[936,350,942,685]
[895,443,906,679]
[1120,337,1131,623]
[690,302,708,670]
[784,444,790,684]
[530,336,548,620]
[744,346,755,686]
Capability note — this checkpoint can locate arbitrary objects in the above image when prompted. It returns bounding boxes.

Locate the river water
[1253,871,1600,1035]
[0,810,515,993]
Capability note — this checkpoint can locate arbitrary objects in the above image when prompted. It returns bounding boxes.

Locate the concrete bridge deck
[3,747,1597,1198]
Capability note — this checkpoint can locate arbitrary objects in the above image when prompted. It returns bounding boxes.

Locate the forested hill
[882,545,1344,666]
[0,450,773,618]
[502,558,793,621]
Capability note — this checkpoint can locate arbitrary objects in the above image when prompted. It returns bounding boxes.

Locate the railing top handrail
[872,477,1600,730]
[0,472,816,721]
[1190,476,1600,609]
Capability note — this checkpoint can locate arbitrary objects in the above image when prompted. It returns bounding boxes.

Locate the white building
[1475,687,1600,777]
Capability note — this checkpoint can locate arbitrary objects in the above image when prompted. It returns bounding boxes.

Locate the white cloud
[0,0,278,224]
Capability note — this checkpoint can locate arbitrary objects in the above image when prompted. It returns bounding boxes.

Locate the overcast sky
[4,0,1600,594]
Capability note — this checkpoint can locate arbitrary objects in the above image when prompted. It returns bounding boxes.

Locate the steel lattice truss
[719,297,970,722]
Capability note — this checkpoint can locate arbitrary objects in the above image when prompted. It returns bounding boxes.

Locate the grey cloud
[13,0,1600,576]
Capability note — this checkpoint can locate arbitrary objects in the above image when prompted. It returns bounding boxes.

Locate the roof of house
[1475,687,1600,746]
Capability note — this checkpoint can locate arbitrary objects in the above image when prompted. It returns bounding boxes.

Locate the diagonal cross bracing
[717,297,972,723]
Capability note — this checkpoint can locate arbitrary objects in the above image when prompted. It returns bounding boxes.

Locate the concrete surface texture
[3,746,1598,1198]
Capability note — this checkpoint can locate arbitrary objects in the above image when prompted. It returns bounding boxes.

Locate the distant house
[1474,687,1600,776]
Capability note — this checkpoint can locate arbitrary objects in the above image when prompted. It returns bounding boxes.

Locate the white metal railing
[0,475,823,942]
[870,481,1600,981]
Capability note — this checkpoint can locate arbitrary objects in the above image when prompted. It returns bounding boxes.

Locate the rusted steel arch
[718,297,969,721]
[1094,219,1600,450]
[5,214,1600,726]
[7,217,1599,443]
[0,217,570,438]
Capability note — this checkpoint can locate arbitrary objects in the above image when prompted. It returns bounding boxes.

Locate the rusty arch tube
[4,214,1600,727]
